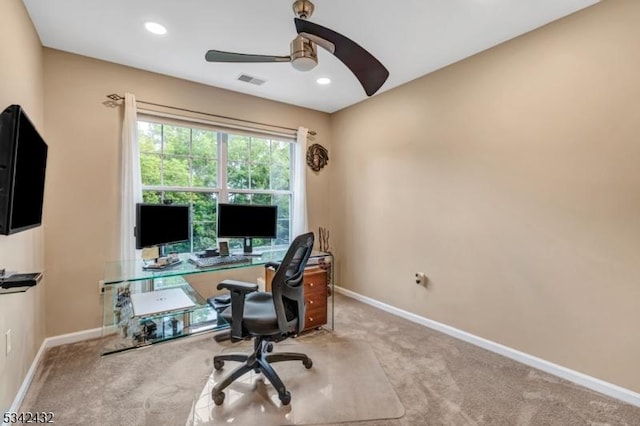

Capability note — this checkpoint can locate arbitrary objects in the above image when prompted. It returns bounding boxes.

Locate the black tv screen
[217,204,277,238]
[0,105,48,236]
[135,203,191,249]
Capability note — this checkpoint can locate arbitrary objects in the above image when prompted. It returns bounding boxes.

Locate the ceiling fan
[204,0,389,96]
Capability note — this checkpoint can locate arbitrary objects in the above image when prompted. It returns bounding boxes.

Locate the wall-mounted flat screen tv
[0,105,48,235]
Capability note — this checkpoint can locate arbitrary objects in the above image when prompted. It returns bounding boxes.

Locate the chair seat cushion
[221,291,294,336]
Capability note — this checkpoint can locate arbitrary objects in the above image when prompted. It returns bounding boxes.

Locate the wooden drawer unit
[302,268,327,331]
[265,266,328,332]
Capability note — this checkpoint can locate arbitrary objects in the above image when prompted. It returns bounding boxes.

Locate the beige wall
[4,0,639,407]
[330,0,640,393]
[0,0,46,412]
[42,50,331,336]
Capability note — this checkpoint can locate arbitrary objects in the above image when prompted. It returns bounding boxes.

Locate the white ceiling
[23,0,598,113]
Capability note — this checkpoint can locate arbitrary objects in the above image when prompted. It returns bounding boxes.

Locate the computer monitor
[217,203,277,255]
[135,203,190,253]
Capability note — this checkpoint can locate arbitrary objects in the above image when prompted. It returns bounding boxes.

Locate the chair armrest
[265,261,280,269]
[217,280,258,341]
[217,280,258,293]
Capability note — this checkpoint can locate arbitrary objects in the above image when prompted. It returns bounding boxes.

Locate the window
[137,118,293,254]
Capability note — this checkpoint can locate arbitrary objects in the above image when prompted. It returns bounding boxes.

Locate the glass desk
[102,250,333,355]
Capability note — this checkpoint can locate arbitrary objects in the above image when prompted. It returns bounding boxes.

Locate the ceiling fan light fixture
[291,56,317,72]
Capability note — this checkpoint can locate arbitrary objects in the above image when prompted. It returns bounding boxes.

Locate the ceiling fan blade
[294,18,389,96]
[205,50,291,63]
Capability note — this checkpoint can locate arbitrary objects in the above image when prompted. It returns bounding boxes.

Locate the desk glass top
[104,250,331,285]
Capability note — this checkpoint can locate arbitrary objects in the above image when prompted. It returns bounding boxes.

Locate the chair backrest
[271,232,315,334]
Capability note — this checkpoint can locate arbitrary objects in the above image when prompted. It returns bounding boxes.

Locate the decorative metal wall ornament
[306,143,329,172]
[318,226,332,290]
[318,226,330,252]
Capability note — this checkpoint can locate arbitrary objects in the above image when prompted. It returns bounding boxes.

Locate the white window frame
[137,114,295,253]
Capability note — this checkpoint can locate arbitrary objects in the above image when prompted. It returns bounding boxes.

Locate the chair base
[212,336,313,405]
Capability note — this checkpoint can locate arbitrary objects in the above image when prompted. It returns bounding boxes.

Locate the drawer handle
[308,317,313,322]
[309,300,314,305]
[309,283,314,287]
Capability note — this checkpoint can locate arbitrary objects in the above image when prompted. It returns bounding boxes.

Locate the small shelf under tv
[0,271,43,295]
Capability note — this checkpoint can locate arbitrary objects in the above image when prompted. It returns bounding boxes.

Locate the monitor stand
[242,238,263,257]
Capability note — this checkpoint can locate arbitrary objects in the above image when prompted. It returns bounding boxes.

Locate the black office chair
[211,232,315,406]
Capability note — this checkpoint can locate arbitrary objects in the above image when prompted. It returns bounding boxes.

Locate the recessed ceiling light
[145,22,167,35]
[316,77,331,85]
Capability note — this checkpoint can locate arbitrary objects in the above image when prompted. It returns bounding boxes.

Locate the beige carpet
[19,294,640,425]
[188,341,404,425]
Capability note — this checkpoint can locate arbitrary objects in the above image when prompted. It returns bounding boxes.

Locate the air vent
[237,74,266,86]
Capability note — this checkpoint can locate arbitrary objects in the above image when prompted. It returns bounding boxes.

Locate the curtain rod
[105,94,316,136]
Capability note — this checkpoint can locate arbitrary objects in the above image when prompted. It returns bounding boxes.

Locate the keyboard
[188,255,250,268]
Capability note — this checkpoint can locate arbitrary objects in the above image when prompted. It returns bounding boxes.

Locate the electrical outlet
[415,272,427,287]
[6,329,11,355]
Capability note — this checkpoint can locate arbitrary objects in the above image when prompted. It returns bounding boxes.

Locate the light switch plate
[6,329,11,355]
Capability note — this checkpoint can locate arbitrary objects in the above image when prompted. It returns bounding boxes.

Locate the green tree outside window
[137,120,293,253]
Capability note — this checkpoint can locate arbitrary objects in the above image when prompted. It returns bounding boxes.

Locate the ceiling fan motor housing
[290,35,317,71]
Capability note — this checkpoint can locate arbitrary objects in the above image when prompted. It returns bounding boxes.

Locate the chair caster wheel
[212,391,225,405]
[279,391,291,405]
[266,342,273,352]
[214,360,224,370]
[303,358,313,369]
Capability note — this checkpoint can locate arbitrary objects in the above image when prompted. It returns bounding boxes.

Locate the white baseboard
[6,339,49,420]
[8,327,103,414]
[335,285,640,408]
[44,327,103,348]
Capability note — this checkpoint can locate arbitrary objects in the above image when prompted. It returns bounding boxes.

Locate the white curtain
[292,127,309,238]
[119,93,143,260]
